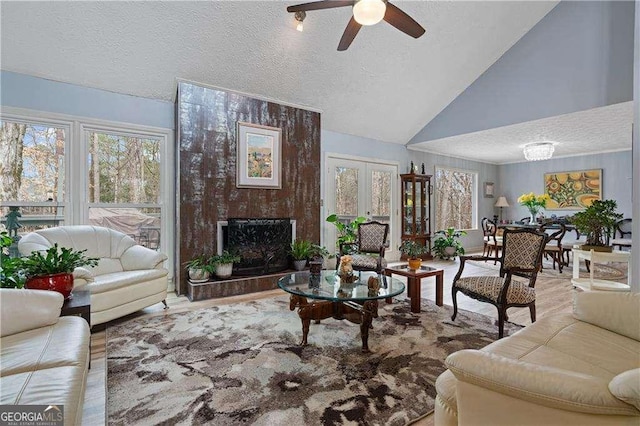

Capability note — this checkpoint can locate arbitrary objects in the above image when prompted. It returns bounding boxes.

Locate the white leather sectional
[436,291,640,425]
[19,225,169,326]
[0,289,90,426]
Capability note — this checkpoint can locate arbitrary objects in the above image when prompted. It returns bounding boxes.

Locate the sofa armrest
[0,289,64,337]
[573,292,640,341]
[446,350,639,416]
[72,266,95,288]
[120,244,168,270]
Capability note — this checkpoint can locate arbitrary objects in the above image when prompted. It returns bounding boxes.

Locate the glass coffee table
[278,270,405,353]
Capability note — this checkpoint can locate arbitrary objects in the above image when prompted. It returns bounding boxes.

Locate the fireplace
[217,218,296,276]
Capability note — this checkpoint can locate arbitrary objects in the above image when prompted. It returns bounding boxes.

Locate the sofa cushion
[88,269,169,294]
[0,317,90,377]
[573,292,640,341]
[455,276,535,304]
[0,289,63,337]
[609,369,640,410]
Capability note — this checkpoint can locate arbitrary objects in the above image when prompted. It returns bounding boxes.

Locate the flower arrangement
[517,192,550,222]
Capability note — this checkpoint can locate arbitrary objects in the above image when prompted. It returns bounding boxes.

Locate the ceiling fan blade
[287,1,353,13]
[337,17,362,51]
[383,2,425,39]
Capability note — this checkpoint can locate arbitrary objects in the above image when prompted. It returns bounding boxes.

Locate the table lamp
[494,196,510,223]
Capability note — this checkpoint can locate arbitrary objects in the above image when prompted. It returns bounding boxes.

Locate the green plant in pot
[211,250,241,279]
[399,240,427,270]
[326,214,366,254]
[0,231,25,289]
[432,227,467,260]
[309,243,331,273]
[20,244,99,299]
[290,239,312,271]
[184,254,215,282]
[570,199,622,252]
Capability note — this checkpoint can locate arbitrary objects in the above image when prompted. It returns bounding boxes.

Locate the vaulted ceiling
[0,1,559,145]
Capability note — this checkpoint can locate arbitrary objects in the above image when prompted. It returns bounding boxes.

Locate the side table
[384,264,444,313]
[61,289,91,368]
[61,289,91,326]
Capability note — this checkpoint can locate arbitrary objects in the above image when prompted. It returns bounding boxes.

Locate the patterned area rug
[107,297,521,425]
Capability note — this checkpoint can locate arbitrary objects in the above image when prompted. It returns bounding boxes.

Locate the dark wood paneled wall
[176,82,321,294]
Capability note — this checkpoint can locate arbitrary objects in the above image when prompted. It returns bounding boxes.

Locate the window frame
[434,165,478,232]
[1,107,175,287]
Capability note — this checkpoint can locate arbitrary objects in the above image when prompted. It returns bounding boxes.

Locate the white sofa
[19,225,169,326]
[0,289,90,426]
[435,291,640,425]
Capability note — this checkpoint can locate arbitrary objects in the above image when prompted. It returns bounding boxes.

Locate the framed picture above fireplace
[236,122,282,189]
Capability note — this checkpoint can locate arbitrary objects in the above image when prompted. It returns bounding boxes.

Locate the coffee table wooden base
[384,266,444,313]
[289,295,379,353]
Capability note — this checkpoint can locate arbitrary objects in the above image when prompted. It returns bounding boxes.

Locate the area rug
[107,297,521,426]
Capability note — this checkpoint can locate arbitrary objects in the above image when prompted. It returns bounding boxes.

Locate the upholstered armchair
[19,225,169,326]
[451,228,546,338]
[337,221,389,274]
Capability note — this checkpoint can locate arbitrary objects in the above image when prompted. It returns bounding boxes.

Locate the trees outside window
[435,166,476,231]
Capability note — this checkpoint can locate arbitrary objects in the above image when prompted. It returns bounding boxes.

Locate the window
[435,166,477,231]
[0,120,68,232]
[1,109,173,278]
[86,129,164,250]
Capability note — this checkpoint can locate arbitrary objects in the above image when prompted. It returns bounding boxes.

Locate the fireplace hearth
[219,218,294,276]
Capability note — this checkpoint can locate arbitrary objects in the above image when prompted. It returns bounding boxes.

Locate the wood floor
[82,255,579,425]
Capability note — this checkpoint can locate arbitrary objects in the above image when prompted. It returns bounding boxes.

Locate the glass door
[325,157,397,258]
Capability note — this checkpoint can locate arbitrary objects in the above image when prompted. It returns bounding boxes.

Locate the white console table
[571,248,631,291]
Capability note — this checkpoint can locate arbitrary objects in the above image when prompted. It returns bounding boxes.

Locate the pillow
[609,369,640,410]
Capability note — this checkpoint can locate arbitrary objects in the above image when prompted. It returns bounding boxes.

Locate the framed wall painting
[236,122,282,189]
[544,169,602,210]
[483,182,495,198]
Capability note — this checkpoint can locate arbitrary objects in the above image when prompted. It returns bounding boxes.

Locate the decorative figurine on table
[337,255,356,283]
[421,163,425,174]
[5,207,22,238]
[367,276,380,296]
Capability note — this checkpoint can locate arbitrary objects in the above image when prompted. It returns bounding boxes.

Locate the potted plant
[20,243,99,299]
[326,214,366,253]
[432,227,467,260]
[0,231,25,289]
[399,240,427,270]
[184,254,215,282]
[212,250,241,279]
[309,243,330,274]
[570,199,622,252]
[290,239,312,271]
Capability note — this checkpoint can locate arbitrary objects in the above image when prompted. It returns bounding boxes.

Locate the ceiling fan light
[353,0,386,26]
[523,142,555,161]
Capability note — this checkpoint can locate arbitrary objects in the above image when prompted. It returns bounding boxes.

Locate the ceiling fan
[287,0,426,51]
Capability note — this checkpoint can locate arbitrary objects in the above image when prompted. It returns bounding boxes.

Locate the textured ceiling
[0,1,558,144]
[408,102,634,164]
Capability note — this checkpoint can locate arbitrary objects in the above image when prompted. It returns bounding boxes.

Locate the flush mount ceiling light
[286,0,425,51]
[523,142,555,161]
[294,11,306,31]
[353,0,386,25]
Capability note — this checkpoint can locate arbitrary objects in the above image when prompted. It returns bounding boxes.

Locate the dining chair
[481,217,501,257]
[336,221,389,274]
[451,228,546,338]
[540,222,567,273]
[611,218,632,250]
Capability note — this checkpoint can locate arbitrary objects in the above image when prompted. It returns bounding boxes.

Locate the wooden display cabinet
[400,173,432,260]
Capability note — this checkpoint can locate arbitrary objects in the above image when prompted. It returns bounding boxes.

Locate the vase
[528,208,539,224]
[26,272,74,299]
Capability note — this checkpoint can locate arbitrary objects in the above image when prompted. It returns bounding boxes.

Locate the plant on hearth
[211,250,241,279]
[184,254,216,282]
[432,227,467,260]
